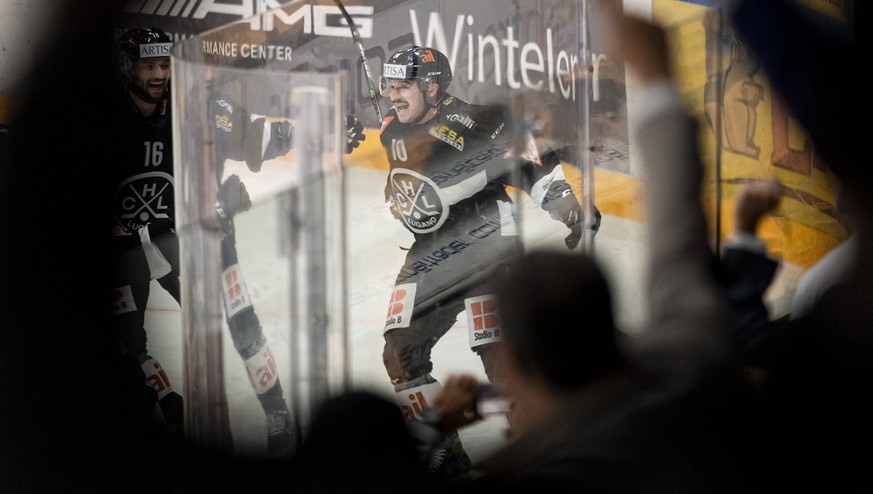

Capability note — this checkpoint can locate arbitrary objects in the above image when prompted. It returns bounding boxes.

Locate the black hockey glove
[263,120,293,162]
[563,205,603,250]
[565,222,583,250]
[345,114,365,154]
[547,191,584,250]
[216,174,252,219]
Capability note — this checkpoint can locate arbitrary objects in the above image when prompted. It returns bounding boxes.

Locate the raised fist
[345,114,365,154]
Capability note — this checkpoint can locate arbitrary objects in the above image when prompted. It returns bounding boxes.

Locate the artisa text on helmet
[140,43,172,58]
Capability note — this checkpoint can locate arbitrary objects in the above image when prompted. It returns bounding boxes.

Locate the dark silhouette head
[493,250,622,391]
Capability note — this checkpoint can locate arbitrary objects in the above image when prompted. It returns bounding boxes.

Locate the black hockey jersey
[379,94,575,242]
[111,91,174,235]
[110,87,290,237]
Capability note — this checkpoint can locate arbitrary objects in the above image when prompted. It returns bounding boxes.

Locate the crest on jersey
[115,171,174,230]
[389,168,447,234]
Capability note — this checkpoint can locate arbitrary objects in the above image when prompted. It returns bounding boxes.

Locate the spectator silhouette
[291,390,438,494]
[718,178,782,370]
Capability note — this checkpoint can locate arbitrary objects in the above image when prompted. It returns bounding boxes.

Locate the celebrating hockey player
[110,27,300,457]
[110,26,183,439]
[375,46,596,478]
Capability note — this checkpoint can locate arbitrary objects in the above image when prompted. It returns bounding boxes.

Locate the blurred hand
[432,373,482,431]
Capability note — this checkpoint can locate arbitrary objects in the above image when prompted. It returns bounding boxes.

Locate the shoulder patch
[380,115,395,134]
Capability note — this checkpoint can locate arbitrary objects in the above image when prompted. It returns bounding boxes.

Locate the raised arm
[606,9,733,376]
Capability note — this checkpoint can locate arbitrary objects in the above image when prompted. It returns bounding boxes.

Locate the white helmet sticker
[139,43,172,58]
[383,63,411,79]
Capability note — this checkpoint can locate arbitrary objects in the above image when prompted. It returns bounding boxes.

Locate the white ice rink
[145,158,650,463]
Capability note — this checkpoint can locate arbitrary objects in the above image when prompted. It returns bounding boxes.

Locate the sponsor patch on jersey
[389,168,448,234]
[214,114,233,133]
[380,115,395,134]
[222,263,252,318]
[141,357,172,399]
[429,124,465,151]
[385,283,416,332]
[111,285,137,315]
[396,381,441,422]
[243,344,279,394]
[465,294,502,349]
[445,113,476,129]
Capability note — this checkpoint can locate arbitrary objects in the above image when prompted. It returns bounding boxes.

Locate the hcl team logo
[388,168,447,234]
[115,171,174,230]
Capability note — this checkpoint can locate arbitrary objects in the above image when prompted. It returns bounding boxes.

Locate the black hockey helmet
[119,27,172,101]
[381,46,452,96]
[119,27,172,64]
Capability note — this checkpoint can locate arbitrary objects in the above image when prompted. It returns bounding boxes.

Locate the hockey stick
[333,0,383,124]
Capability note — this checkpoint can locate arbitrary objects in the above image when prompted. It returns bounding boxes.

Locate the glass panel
[158,0,851,466]
[173,17,347,455]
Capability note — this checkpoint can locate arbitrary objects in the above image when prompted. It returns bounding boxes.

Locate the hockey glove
[545,190,583,249]
[263,120,293,162]
[216,174,252,219]
[564,206,603,250]
[565,222,583,250]
[345,114,366,154]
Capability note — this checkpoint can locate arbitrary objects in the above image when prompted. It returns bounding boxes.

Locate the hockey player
[111,27,302,457]
[376,46,595,478]
[110,26,183,439]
